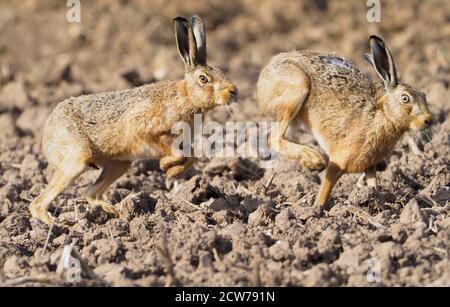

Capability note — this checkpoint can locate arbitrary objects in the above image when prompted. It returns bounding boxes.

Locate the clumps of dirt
[0,0,449,287]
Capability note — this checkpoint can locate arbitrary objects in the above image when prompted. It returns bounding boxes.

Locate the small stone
[3,255,29,278]
[0,113,16,138]
[94,263,134,286]
[121,69,143,86]
[0,183,20,203]
[53,234,70,246]
[274,208,294,228]
[16,106,51,133]
[372,242,404,260]
[304,264,335,286]
[212,210,234,225]
[248,204,276,226]
[0,78,29,110]
[269,241,292,261]
[434,186,450,203]
[336,246,363,271]
[292,204,321,221]
[399,199,425,225]
[203,198,230,211]
[20,154,43,177]
[44,55,72,85]
[222,220,246,237]
[120,192,156,222]
[198,251,213,268]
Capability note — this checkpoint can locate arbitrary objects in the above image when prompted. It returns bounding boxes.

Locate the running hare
[30,16,237,224]
[258,36,433,208]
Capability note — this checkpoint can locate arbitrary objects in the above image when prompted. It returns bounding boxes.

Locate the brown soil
[0,0,449,287]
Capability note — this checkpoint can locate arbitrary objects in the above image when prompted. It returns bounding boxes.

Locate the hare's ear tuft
[189,15,207,66]
[173,17,198,68]
[369,35,398,89]
[363,53,374,65]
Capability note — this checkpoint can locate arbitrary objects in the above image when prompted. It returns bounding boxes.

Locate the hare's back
[276,50,377,110]
[68,84,157,124]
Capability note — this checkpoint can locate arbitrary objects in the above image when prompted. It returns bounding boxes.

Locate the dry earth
[0,0,449,286]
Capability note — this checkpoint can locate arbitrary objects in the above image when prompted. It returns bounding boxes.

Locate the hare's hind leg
[86,160,131,217]
[258,63,326,170]
[30,162,86,224]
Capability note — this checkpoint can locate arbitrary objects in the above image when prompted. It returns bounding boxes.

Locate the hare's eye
[401,94,410,104]
[199,75,208,83]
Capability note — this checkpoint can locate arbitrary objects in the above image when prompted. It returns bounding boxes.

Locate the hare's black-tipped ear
[173,17,197,68]
[189,15,207,66]
[369,35,398,89]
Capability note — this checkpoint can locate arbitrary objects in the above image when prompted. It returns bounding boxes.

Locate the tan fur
[30,16,237,224]
[258,46,433,208]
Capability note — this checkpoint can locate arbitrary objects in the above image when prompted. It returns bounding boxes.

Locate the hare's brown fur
[258,39,433,208]
[30,16,237,224]
[44,80,204,166]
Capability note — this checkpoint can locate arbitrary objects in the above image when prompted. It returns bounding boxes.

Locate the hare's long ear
[369,35,398,89]
[189,15,207,66]
[174,17,198,68]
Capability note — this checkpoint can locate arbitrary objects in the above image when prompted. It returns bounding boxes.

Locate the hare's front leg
[316,162,344,209]
[160,155,185,172]
[166,157,195,178]
[365,166,378,190]
[86,160,131,217]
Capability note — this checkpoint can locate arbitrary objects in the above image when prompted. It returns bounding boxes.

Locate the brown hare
[257,36,433,209]
[30,16,237,224]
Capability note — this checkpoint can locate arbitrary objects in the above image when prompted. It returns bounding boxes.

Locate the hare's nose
[424,114,434,126]
[229,86,238,99]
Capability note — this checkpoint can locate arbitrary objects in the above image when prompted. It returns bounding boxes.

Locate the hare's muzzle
[218,84,238,105]
[413,112,434,131]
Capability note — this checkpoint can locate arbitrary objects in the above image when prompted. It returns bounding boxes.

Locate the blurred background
[0,0,448,122]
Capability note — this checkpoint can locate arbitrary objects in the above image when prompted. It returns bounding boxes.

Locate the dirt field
[0,0,449,287]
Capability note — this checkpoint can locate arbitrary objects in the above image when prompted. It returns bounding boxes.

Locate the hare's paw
[166,165,186,178]
[86,198,120,218]
[160,155,186,172]
[30,202,58,225]
[299,147,326,171]
[166,158,195,178]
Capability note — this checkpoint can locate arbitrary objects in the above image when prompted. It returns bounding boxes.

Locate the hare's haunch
[30,16,237,224]
[258,36,433,209]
